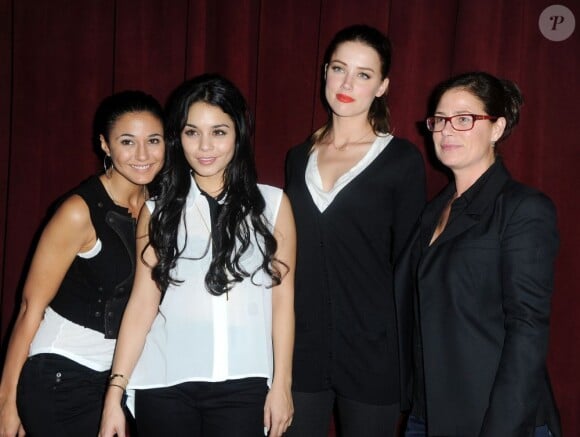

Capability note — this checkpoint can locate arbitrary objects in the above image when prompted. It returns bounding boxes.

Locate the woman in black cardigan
[285,24,426,437]
[396,71,561,436]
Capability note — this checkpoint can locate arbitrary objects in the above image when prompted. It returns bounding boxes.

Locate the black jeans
[17,353,109,437]
[134,377,268,437]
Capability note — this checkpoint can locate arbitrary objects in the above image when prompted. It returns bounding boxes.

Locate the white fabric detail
[306,133,393,212]
[29,307,115,371]
[77,238,102,259]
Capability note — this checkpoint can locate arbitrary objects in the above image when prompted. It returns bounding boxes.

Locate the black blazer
[395,161,561,436]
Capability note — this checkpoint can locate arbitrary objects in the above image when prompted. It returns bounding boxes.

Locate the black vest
[50,176,136,338]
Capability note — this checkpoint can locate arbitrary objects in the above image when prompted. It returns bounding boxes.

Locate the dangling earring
[103,155,114,174]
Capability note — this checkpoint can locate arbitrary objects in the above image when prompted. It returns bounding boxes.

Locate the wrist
[271,375,292,392]
[0,388,17,404]
[104,385,125,405]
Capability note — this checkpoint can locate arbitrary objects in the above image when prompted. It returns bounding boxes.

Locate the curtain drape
[1,0,578,434]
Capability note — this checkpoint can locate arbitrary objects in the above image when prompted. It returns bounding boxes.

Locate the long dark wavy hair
[314,24,392,143]
[147,73,283,298]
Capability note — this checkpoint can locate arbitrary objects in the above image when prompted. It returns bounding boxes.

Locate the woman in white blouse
[99,74,296,437]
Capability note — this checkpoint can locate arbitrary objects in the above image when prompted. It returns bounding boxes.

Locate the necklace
[330,129,375,151]
[104,177,146,217]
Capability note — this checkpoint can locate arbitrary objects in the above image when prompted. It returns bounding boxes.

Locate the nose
[340,73,353,90]
[199,135,213,152]
[135,141,150,161]
[440,118,454,135]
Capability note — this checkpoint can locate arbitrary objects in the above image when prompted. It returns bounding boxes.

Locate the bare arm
[0,195,95,437]
[99,206,161,437]
[264,193,296,437]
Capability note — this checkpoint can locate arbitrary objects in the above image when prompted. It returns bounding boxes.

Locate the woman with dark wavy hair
[99,73,295,437]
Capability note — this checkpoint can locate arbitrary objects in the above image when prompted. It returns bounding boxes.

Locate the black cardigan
[285,136,426,404]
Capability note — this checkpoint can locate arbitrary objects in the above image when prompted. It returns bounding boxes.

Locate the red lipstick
[336,93,354,103]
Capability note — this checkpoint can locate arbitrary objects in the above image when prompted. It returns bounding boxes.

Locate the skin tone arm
[263,193,296,437]
[0,196,95,437]
[98,206,160,437]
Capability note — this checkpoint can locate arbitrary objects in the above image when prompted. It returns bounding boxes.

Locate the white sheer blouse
[128,179,283,391]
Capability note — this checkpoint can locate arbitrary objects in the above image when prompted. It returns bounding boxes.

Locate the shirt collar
[452,158,501,206]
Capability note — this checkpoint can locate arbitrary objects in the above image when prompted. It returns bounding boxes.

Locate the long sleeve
[479,192,559,436]
[392,146,426,261]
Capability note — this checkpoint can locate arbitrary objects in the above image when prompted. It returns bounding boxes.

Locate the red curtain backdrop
[1,0,578,434]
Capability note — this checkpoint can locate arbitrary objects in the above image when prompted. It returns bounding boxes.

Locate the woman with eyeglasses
[395,71,561,436]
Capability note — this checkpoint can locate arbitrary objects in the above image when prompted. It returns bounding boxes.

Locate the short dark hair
[429,71,523,144]
[92,90,163,150]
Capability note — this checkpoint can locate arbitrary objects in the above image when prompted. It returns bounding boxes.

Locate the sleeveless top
[30,176,136,370]
[49,176,136,339]
[129,180,283,390]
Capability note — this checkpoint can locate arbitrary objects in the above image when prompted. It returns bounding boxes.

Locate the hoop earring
[103,155,113,173]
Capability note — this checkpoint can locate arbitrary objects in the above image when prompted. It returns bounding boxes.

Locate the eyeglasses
[425,114,498,132]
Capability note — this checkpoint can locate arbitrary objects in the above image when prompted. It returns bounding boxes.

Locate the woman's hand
[98,390,127,437]
[0,398,25,437]
[263,385,293,436]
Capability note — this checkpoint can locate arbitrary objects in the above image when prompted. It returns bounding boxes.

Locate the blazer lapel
[420,183,454,248]
[425,161,512,248]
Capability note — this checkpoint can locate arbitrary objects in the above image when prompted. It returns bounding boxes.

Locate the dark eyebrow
[115,133,135,140]
[184,123,231,129]
[116,132,163,139]
[329,59,375,73]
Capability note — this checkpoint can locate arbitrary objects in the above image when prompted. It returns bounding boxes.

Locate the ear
[100,134,110,155]
[324,63,328,81]
[375,77,390,98]
[491,117,506,143]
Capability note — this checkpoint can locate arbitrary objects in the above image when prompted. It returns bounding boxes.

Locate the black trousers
[286,389,401,437]
[17,353,109,437]
[134,377,268,437]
